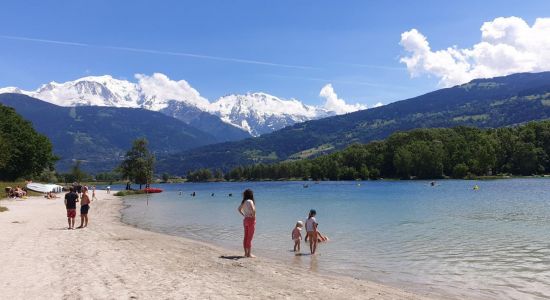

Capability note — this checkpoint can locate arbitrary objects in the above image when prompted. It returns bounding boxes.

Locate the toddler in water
[292,221,304,252]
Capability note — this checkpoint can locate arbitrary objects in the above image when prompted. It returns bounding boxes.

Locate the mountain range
[0,73,365,138]
[156,72,550,175]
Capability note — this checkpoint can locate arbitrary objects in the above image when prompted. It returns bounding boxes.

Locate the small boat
[143,187,163,193]
[27,182,63,193]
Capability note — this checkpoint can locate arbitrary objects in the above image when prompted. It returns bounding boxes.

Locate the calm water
[116,179,550,299]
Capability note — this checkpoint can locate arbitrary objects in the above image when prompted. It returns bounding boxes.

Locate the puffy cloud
[319,84,366,114]
[373,102,384,108]
[135,73,211,110]
[400,17,550,86]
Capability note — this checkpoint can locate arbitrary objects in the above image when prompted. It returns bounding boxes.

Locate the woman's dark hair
[242,189,254,204]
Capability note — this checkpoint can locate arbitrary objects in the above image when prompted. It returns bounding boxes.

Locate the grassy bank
[114,190,148,196]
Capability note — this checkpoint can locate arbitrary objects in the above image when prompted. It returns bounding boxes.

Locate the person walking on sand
[237,189,256,258]
[77,187,91,228]
[91,185,98,201]
[64,187,78,230]
[305,209,318,254]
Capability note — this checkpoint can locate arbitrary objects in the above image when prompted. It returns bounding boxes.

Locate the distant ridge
[157,72,550,175]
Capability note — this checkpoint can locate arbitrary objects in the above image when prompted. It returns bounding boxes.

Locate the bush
[452,163,469,179]
[114,190,147,196]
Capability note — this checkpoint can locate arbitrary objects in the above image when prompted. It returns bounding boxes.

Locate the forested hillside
[219,120,550,181]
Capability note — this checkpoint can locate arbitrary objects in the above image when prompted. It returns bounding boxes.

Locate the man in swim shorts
[64,187,78,229]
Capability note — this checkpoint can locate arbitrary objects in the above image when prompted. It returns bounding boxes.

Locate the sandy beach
[0,190,430,300]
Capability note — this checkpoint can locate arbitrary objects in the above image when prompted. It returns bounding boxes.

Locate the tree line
[215,121,550,181]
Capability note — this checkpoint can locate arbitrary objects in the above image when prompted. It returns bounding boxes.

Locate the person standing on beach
[237,189,256,258]
[77,187,91,228]
[305,209,318,255]
[91,185,98,201]
[64,187,78,230]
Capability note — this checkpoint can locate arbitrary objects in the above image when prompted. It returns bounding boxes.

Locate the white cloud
[319,84,366,114]
[373,102,384,108]
[135,73,211,110]
[400,17,550,86]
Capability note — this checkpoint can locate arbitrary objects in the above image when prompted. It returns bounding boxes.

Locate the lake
[115,179,550,299]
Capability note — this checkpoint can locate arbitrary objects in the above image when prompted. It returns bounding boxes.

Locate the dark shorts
[80,204,90,215]
[67,209,76,218]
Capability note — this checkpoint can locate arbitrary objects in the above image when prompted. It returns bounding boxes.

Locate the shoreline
[0,190,432,299]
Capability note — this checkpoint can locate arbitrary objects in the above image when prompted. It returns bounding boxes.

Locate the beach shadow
[219,255,246,260]
[48,227,69,231]
[294,253,311,256]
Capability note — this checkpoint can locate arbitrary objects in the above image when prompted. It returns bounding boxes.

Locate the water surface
[117,179,550,299]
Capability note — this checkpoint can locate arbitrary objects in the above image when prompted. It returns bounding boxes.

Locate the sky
[0,0,549,107]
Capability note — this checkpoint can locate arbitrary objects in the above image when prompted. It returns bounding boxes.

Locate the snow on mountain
[210,92,330,136]
[0,73,368,136]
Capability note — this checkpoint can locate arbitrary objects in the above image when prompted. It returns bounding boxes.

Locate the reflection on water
[118,179,550,299]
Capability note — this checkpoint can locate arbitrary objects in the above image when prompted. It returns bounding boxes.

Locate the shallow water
[116,179,550,299]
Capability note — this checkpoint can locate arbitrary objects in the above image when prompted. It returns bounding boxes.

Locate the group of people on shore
[64,184,95,230]
[237,189,328,258]
[5,186,27,198]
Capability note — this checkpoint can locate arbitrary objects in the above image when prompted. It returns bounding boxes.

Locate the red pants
[243,217,256,249]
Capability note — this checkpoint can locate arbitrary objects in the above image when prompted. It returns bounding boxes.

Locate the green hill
[158,72,550,175]
[0,93,217,173]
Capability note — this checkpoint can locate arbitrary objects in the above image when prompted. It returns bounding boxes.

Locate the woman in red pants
[237,189,256,258]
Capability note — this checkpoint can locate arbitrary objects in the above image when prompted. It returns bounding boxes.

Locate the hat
[296,221,304,229]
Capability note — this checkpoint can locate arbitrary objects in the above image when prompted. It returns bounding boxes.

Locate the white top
[242,199,255,218]
[305,217,317,232]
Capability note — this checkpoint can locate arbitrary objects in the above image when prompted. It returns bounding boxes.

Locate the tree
[0,104,58,180]
[213,169,223,180]
[452,163,469,179]
[119,138,155,189]
[70,160,88,182]
[162,173,170,183]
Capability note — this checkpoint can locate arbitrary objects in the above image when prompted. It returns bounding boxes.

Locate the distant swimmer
[473,185,480,190]
[211,193,215,197]
[178,191,182,195]
[229,193,233,197]
[430,181,435,187]
[191,192,196,197]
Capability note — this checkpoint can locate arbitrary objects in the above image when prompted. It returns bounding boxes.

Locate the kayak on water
[143,188,163,193]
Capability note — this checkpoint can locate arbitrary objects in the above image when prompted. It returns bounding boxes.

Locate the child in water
[305,209,318,254]
[292,221,304,252]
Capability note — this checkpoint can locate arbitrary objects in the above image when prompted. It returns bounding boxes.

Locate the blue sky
[0,0,548,106]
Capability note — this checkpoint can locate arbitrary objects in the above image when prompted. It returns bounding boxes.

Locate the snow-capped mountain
[211,93,333,136]
[0,73,367,137]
